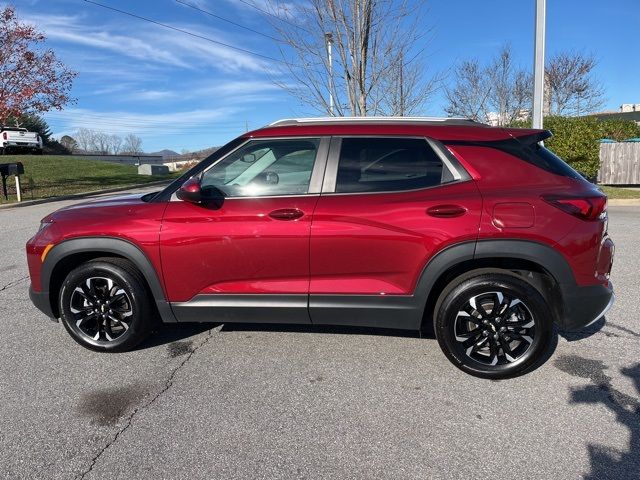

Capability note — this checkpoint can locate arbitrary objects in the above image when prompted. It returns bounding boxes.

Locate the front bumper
[29,285,57,321]
[559,281,614,330]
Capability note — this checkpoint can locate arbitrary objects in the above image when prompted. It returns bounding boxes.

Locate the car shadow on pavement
[558,316,606,342]
[555,356,640,480]
[215,322,422,338]
[134,322,422,352]
[136,322,213,350]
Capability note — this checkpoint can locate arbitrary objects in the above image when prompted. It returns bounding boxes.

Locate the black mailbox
[0,162,25,200]
[0,162,24,176]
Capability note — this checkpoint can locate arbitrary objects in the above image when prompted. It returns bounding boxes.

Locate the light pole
[325,32,335,116]
[532,0,546,129]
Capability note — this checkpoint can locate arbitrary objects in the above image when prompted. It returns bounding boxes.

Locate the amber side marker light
[41,244,54,262]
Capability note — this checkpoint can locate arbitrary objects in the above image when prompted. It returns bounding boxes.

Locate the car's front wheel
[434,273,553,379]
[59,258,153,352]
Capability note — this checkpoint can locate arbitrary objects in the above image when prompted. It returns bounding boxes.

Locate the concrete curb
[0,180,172,210]
[608,199,640,206]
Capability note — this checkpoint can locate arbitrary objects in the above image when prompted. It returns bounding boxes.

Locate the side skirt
[170,293,423,329]
[308,295,422,330]
[171,294,311,324]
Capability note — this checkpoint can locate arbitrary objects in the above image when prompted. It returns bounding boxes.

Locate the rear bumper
[29,286,56,320]
[2,143,41,151]
[559,281,614,330]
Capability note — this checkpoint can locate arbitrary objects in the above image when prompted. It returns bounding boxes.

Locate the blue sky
[8,0,640,152]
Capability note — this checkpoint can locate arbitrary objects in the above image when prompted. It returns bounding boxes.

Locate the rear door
[309,136,482,328]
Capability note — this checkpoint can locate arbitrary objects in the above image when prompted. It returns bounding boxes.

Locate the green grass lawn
[0,155,179,204]
[599,186,640,199]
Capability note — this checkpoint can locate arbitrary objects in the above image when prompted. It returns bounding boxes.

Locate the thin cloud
[120,80,283,103]
[23,11,273,73]
[46,106,245,136]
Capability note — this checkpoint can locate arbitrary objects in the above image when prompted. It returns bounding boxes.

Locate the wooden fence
[599,143,640,185]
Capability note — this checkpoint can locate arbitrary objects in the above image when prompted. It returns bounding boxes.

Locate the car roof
[245,117,547,143]
[268,117,484,127]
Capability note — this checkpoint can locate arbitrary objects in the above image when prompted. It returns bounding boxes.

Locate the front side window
[201,138,320,197]
[335,137,451,193]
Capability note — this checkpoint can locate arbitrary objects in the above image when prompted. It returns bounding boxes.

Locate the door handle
[427,204,467,218]
[268,208,304,221]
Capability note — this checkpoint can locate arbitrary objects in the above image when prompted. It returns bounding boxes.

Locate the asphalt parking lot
[0,189,638,480]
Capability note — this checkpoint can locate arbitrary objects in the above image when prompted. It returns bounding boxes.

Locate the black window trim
[321,135,471,195]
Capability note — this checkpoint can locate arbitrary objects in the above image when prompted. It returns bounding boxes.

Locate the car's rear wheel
[434,273,552,379]
[59,258,153,352]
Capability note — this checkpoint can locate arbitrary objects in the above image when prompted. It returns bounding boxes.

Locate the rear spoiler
[504,128,552,145]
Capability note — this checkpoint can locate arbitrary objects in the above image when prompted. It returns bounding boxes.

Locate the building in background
[592,104,640,125]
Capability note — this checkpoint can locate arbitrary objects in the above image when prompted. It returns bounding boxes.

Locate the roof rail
[268,116,486,127]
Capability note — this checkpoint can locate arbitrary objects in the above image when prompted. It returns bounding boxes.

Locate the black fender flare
[42,236,177,323]
[414,239,576,323]
[473,239,575,286]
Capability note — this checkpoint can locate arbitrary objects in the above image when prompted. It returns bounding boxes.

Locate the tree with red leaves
[0,6,76,124]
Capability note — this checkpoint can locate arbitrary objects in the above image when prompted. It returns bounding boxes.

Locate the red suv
[26,118,614,378]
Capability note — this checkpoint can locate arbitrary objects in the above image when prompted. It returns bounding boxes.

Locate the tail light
[2,132,6,140]
[542,195,607,221]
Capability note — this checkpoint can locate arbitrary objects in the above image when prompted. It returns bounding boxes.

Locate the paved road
[1,190,638,480]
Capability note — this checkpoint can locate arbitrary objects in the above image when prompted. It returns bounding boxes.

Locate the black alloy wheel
[59,258,153,351]
[435,273,552,379]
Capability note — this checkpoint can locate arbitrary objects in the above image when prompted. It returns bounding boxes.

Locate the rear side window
[335,137,451,193]
[496,137,583,180]
[528,144,583,180]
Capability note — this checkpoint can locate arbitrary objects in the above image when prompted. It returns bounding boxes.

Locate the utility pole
[398,51,405,116]
[532,0,546,129]
[325,32,335,116]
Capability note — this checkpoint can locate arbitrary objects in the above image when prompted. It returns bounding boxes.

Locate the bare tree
[265,0,439,116]
[74,128,97,152]
[122,133,143,154]
[545,52,604,116]
[487,47,532,125]
[382,51,442,116]
[445,45,531,126]
[107,134,123,154]
[92,131,110,154]
[444,59,491,122]
[73,128,139,154]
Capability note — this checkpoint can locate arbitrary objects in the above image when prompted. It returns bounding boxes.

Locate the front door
[161,136,329,323]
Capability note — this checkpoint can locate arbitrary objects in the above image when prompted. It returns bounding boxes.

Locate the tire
[59,258,154,352]
[434,273,553,379]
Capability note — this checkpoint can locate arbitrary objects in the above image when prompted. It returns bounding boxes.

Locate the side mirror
[176,177,202,203]
[177,177,226,208]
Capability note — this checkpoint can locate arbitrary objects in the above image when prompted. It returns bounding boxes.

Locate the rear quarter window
[509,136,584,180]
